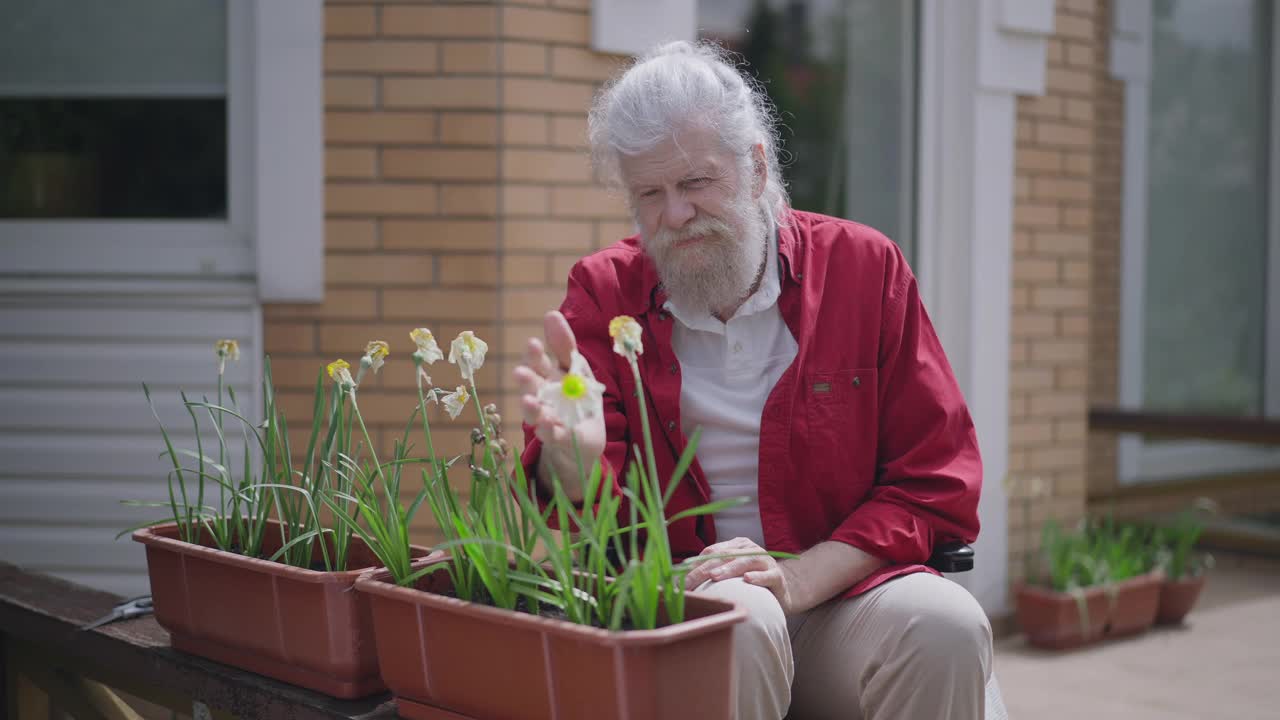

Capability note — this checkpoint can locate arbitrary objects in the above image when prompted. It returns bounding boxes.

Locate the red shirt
[521,210,981,598]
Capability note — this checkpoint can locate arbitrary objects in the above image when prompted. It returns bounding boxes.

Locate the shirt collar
[631,208,802,318]
[663,213,782,333]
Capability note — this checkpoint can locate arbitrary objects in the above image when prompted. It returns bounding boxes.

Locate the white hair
[588,40,790,225]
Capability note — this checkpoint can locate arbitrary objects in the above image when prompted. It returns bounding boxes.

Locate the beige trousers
[694,572,993,720]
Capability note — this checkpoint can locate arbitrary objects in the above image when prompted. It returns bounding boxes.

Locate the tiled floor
[995,553,1280,719]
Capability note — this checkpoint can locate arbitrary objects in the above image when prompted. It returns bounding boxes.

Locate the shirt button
[732,342,743,353]
[667,420,677,431]
[669,362,679,375]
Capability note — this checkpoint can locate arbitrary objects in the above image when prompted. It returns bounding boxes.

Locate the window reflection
[1143,0,1271,416]
[699,0,918,259]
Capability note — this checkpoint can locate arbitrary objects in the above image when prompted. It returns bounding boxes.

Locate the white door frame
[917,0,1055,616]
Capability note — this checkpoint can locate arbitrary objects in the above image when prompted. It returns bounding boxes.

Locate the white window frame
[917,0,1053,617]
[1113,0,1280,483]
[0,0,323,302]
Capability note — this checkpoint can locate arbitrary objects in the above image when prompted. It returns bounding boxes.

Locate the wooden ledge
[0,563,396,720]
[1089,407,1280,446]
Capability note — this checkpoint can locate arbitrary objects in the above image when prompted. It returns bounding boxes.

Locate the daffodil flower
[214,338,240,375]
[410,328,444,366]
[362,340,390,375]
[537,351,605,427]
[609,316,643,361]
[441,385,470,420]
[327,359,356,390]
[449,331,488,383]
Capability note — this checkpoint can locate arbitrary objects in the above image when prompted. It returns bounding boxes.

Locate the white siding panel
[2,340,257,388]
[0,525,145,570]
[0,290,261,595]
[0,305,255,340]
[0,387,240,432]
[0,478,177,526]
[0,432,210,477]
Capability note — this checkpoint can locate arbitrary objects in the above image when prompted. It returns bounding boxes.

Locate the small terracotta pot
[355,561,747,720]
[1156,574,1207,625]
[134,522,430,698]
[1015,571,1163,650]
[1107,571,1163,637]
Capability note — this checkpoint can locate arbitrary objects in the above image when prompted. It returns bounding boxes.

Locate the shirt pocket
[803,368,878,481]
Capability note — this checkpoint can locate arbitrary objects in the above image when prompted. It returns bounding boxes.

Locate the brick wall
[1007,0,1103,586]
[1088,0,1123,498]
[262,0,630,544]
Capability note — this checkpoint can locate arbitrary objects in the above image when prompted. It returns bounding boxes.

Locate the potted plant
[1014,510,1162,650]
[351,320,765,720]
[1153,500,1215,625]
[125,339,429,698]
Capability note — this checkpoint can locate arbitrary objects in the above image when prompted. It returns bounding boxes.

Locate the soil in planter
[171,524,399,573]
[422,577,647,631]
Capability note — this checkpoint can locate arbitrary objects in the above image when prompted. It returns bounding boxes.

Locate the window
[0,0,229,219]
[1118,0,1280,480]
[698,0,919,262]
[0,0,252,279]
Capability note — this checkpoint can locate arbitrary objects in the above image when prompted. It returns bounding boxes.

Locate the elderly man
[513,41,991,720]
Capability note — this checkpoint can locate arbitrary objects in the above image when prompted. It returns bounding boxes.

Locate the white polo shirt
[664,228,798,547]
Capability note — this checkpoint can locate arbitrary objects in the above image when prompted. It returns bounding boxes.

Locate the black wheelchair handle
[927,542,974,573]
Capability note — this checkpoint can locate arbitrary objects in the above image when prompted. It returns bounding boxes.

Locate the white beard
[642,195,769,317]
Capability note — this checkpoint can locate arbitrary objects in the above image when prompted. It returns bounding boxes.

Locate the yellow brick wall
[1007,0,1103,586]
[263,0,630,544]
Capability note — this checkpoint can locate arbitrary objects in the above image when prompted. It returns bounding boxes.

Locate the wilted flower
[410,328,444,366]
[362,340,390,374]
[489,437,510,460]
[441,385,470,420]
[1029,476,1048,498]
[537,350,605,427]
[449,331,489,382]
[327,359,356,390]
[214,339,240,375]
[609,316,643,361]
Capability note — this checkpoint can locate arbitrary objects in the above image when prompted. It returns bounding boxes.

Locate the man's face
[618,125,767,315]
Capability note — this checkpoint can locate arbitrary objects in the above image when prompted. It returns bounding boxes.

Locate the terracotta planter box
[134,522,430,698]
[354,562,747,720]
[1015,572,1163,650]
[1156,574,1207,625]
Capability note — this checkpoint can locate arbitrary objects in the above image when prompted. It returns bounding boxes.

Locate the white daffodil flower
[448,331,489,382]
[362,340,390,374]
[537,350,605,428]
[410,328,444,366]
[441,385,470,420]
[214,339,240,375]
[327,359,356,390]
[608,316,643,361]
